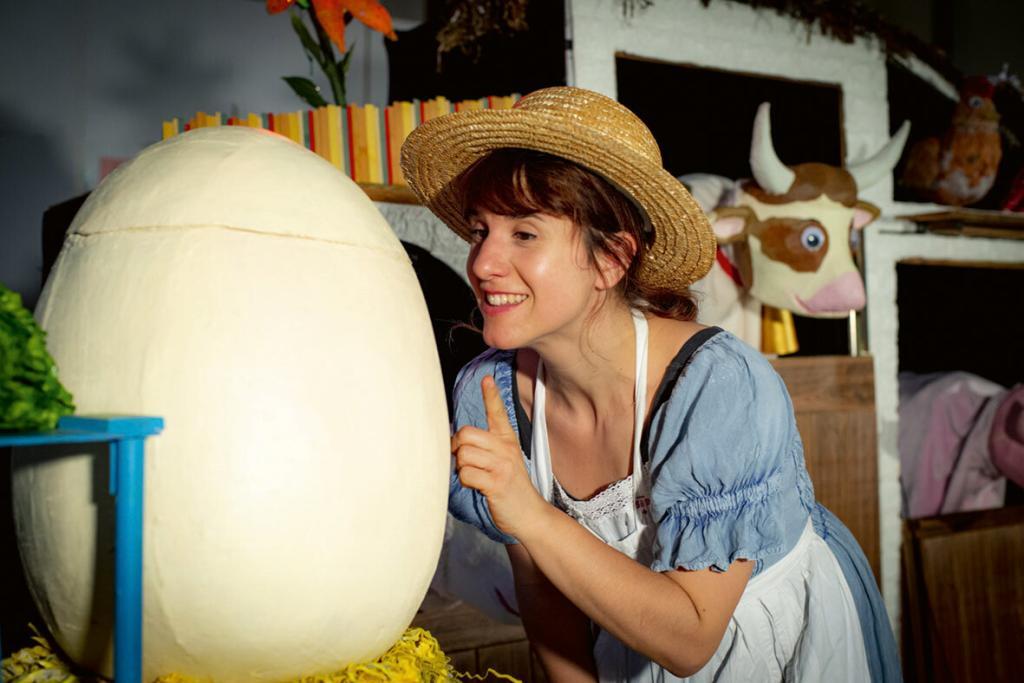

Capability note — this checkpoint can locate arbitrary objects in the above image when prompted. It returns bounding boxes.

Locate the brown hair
[453,148,698,321]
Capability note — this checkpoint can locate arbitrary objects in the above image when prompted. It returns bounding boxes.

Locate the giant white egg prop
[11,127,450,681]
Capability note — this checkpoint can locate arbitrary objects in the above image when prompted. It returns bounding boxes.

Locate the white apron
[530,312,871,682]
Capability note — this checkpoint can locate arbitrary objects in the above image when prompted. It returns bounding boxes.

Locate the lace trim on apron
[551,473,635,521]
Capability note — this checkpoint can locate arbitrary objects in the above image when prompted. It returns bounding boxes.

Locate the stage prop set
[5,1,1024,679]
[684,103,910,355]
[1,126,465,682]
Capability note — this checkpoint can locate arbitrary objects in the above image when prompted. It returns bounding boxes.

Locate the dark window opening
[615,54,844,178]
[897,261,1024,387]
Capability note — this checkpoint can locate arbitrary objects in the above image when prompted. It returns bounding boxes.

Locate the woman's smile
[481,291,530,314]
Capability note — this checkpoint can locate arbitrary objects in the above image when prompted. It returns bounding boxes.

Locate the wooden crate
[901,507,1024,683]
[771,355,881,580]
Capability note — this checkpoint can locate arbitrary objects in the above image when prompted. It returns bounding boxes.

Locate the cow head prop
[710,103,910,318]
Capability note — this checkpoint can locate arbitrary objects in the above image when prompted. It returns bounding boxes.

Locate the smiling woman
[400,87,901,682]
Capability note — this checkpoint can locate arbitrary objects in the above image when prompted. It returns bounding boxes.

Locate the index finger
[481,375,514,436]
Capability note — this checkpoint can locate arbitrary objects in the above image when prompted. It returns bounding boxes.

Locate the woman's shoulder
[645,326,810,574]
[650,314,770,364]
[454,347,516,395]
[644,323,798,466]
[683,325,773,372]
[452,346,521,431]
[649,321,782,414]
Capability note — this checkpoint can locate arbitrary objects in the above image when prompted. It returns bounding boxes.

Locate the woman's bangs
[459,150,562,220]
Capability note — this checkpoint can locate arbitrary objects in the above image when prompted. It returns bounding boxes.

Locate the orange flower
[265,0,295,12]
[339,0,398,41]
[266,0,396,53]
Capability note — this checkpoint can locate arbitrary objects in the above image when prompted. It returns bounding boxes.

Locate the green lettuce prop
[1,284,74,431]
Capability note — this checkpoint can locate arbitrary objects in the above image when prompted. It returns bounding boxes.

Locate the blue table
[1,415,163,683]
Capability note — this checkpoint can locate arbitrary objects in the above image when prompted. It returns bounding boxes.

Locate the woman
[400,87,899,682]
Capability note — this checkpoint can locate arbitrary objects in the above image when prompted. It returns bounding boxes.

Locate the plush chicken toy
[902,76,1003,206]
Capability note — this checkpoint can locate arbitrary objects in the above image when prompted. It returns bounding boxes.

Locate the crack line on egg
[69,224,409,259]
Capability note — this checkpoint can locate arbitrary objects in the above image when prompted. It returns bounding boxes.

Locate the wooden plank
[911,504,1024,536]
[478,640,534,682]
[413,598,543,680]
[922,524,1024,681]
[794,409,880,579]
[898,208,1024,229]
[771,355,880,580]
[925,225,1024,240]
[360,183,420,204]
[898,256,1024,270]
[899,208,1024,241]
[900,523,930,683]
[445,649,478,676]
[412,600,526,653]
[903,507,1024,682]
[770,355,875,412]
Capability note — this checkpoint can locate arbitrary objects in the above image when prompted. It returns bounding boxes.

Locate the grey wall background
[0,0,425,310]
[2,0,1023,311]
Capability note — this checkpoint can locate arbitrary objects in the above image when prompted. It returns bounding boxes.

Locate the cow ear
[711,206,755,243]
[852,201,880,230]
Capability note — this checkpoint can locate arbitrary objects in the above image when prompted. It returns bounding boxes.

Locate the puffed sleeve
[648,333,800,573]
[448,349,519,545]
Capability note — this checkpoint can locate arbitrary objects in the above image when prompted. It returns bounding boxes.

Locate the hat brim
[400,106,716,291]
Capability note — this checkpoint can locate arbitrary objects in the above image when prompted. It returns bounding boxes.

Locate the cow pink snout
[800,272,866,313]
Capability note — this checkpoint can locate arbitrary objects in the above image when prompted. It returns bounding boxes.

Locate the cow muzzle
[795,271,866,315]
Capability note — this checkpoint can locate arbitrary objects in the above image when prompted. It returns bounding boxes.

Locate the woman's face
[466,209,603,350]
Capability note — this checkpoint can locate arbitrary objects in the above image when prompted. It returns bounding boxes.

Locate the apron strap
[640,325,723,464]
[629,311,649,500]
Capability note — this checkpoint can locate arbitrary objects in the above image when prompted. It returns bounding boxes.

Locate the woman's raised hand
[451,376,549,540]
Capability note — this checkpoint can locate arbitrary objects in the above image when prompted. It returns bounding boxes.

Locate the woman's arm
[515,507,751,678]
[453,376,752,678]
[506,543,597,682]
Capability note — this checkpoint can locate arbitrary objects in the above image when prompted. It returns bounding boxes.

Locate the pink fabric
[990,384,1024,487]
[941,396,1005,514]
[899,372,1005,518]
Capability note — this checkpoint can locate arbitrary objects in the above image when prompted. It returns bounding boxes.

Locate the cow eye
[800,225,826,252]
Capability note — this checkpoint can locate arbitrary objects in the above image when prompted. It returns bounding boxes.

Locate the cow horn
[846,121,911,191]
[749,102,795,195]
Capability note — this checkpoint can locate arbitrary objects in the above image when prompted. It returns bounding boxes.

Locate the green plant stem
[310,10,346,107]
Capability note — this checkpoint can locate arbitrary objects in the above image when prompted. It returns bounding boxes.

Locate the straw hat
[400,86,716,291]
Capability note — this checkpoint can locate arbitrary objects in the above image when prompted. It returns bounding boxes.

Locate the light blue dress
[446,326,900,681]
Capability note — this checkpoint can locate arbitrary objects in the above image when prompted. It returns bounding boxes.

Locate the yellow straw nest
[2,627,521,683]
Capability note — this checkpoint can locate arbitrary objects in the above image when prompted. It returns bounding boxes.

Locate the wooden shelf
[898,208,1024,240]
[359,183,420,205]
